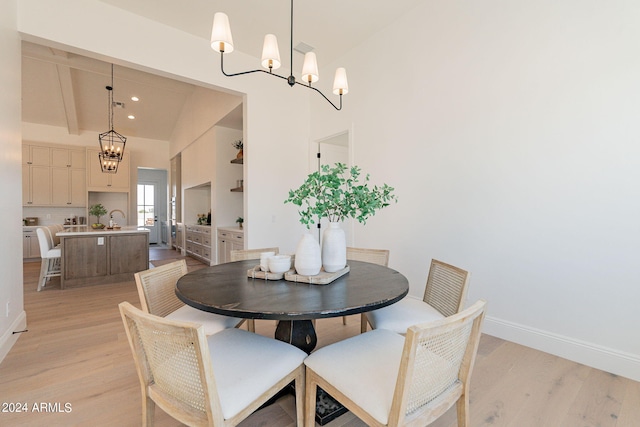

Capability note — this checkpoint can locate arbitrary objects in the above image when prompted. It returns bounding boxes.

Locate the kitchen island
[56,226,149,288]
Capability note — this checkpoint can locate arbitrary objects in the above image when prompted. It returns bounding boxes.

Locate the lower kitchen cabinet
[185,225,213,265]
[23,228,41,259]
[217,227,244,264]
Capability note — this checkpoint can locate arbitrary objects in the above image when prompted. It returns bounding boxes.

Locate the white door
[137,183,159,244]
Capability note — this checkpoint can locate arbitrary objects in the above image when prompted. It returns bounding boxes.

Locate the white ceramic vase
[322,222,346,273]
[294,232,322,275]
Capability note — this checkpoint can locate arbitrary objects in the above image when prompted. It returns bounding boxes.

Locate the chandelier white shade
[210,0,347,110]
[261,34,281,70]
[210,12,234,53]
[301,52,319,84]
[333,68,349,95]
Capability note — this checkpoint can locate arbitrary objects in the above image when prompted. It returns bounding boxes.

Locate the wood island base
[57,227,149,289]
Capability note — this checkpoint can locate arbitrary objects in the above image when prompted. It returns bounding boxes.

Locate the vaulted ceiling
[21,1,422,141]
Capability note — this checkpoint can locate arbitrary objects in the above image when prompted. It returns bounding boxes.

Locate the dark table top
[176,259,409,321]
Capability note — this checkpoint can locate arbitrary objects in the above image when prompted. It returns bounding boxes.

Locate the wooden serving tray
[247,265,294,281]
[285,265,350,285]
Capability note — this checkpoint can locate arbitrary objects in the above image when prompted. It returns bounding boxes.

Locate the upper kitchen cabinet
[23,144,51,166]
[86,148,130,191]
[22,143,87,207]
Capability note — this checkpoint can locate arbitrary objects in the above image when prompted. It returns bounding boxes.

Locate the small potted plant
[89,203,108,229]
[232,139,243,159]
[285,163,397,273]
[236,216,244,229]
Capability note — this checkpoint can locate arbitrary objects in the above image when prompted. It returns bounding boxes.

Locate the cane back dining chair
[344,247,390,330]
[35,226,61,291]
[304,299,486,427]
[228,248,279,332]
[366,259,470,334]
[119,302,306,426]
[229,247,279,262]
[134,260,242,336]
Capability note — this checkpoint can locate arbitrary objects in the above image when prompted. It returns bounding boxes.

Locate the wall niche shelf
[230,158,243,164]
[230,187,243,192]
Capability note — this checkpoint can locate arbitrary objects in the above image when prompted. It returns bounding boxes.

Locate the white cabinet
[217,227,244,264]
[86,148,130,191]
[175,222,184,251]
[185,225,213,264]
[22,144,87,207]
[23,164,52,206]
[23,144,51,166]
[23,228,41,259]
[51,148,86,206]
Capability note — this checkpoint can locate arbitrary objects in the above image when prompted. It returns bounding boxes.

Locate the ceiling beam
[55,64,80,135]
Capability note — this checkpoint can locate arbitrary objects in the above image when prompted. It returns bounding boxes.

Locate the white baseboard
[483,315,640,382]
[0,310,27,364]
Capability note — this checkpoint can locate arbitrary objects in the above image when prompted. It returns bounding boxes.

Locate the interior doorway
[137,168,168,245]
[316,131,350,244]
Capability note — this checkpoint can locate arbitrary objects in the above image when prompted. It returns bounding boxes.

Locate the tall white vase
[295,232,322,276]
[322,222,346,273]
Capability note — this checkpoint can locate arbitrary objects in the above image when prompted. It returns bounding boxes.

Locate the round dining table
[175,259,409,353]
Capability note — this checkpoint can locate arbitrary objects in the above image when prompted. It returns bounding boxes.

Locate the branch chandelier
[210,0,348,110]
[98,64,126,173]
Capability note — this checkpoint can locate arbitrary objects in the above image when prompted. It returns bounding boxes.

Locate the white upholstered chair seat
[46,247,62,258]
[165,305,242,336]
[366,297,444,334]
[134,260,242,336]
[304,300,487,427]
[119,302,307,426]
[36,226,62,291]
[304,329,405,425]
[366,259,471,335]
[209,328,307,420]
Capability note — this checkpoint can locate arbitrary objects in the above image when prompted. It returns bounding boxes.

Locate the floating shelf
[230,158,243,164]
[230,187,243,192]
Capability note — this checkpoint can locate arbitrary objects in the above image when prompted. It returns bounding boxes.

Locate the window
[137,184,155,227]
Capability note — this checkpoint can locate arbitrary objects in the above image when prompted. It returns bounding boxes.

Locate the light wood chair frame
[423,259,470,317]
[228,248,279,332]
[364,259,470,333]
[229,247,279,262]
[119,301,305,427]
[134,259,189,317]
[344,247,390,331]
[305,300,486,427]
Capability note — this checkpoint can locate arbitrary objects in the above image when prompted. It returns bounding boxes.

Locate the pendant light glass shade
[332,67,349,95]
[301,52,319,83]
[261,34,281,70]
[211,12,234,53]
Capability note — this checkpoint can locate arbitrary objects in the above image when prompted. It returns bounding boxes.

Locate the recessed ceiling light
[131,96,139,102]
[127,115,135,120]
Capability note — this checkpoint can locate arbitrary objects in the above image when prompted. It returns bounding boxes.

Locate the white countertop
[217,226,244,233]
[56,226,150,236]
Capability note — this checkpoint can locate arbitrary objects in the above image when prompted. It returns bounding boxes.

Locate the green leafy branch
[284,163,397,228]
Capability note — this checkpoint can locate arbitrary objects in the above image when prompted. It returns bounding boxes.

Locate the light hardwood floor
[1,247,639,426]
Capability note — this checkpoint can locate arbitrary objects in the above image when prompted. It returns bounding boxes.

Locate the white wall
[0,0,26,363]
[311,0,640,380]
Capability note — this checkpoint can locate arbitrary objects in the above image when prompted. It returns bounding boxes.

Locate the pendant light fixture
[98,64,126,173]
[211,0,348,110]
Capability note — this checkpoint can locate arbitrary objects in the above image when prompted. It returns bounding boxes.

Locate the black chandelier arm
[220,52,289,82]
[220,53,342,111]
[294,82,343,110]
